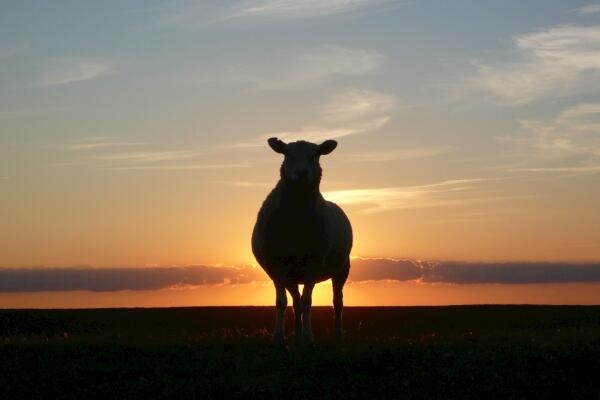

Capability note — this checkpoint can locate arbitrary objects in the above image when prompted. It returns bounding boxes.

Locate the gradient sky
[1,1,600,307]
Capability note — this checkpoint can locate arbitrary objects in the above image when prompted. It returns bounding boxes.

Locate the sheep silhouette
[252,137,353,344]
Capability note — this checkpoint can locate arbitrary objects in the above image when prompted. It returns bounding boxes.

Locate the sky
[1,0,600,307]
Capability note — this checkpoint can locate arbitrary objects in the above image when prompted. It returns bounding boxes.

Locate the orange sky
[2,2,600,307]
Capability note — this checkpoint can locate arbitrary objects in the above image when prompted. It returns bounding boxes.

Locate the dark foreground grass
[1,305,599,399]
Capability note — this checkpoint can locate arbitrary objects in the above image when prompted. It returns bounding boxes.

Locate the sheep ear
[268,137,287,154]
[318,140,337,155]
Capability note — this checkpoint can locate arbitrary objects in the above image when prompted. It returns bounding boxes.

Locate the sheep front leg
[301,282,315,344]
[332,278,345,340]
[273,283,287,345]
[287,285,303,342]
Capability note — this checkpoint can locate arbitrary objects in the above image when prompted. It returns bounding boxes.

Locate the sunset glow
[1,1,600,307]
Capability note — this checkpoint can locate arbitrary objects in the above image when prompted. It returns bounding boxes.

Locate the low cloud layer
[351,259,600,284]
[2,259,600,292]
[0,265,266,293]
[349,258,423,281]
[419,261,600,284]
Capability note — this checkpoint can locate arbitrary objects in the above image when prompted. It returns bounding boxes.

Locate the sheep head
[268,137,337,190]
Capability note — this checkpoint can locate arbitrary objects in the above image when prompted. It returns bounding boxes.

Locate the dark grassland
[1,306,599,399]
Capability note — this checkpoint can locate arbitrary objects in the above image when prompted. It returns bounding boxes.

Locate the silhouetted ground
[1,305,599,399]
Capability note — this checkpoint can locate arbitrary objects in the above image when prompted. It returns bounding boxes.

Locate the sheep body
[252,182,352,284]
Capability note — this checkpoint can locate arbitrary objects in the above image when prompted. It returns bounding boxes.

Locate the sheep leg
[332,276,346,340]
[287,285,303,341]
[272,283,287,345]
[301,282,315,343]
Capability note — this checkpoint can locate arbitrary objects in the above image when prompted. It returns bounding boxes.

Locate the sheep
[251,137,353,344]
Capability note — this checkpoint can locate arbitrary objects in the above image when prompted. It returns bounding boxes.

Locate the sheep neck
[277,179,323,210]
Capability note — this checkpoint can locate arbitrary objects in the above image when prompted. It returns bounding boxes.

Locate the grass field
[1,305,599,399]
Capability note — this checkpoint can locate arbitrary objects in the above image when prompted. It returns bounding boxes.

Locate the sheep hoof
[302,333,314,345]
[271,333,285,347]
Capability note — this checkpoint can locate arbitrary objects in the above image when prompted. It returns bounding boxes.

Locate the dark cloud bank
[352,259,600,285]
[1,260,600,292]
[0,265,266,293]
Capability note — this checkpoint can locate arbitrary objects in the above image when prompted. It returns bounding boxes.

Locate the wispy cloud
[66,136,204,166]
[220,0,396,21]
[207,45,383,90]
[67,138,204,165]
[66,136,149,151]
[90,150,204,164]
[64,137,244,171]
[498,103,600,175]
[230,88,396,147]
[229,115,389,148]
[0,43,26,59]
[509,165,600,174]
[457,25,600,105]
[0,106,71,120]
[573,4,600,15]
[351,146,457,162]
[158,0,399,27]
[218,181,272,188]
[270,45,383,89]
[323,178,510,213]
[268,116,390,143]
[104,164,249,171]
[32,58,115,87]
[321,88,398,121]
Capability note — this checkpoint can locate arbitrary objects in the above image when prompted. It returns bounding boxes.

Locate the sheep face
[268,137,337,189]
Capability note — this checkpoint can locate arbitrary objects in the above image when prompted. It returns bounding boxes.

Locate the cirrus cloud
[323,178,514,214]
[229,87,397,148]
[158,0,401,27]
[574,4,600,16]
[458,25,600,105]
[221,0,397,21]
[498,102,600,175]
[221,45,384,90]
[322,88,398,121]
[32,58,115,87]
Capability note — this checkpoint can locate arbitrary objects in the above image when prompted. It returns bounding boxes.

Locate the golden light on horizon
[2,281,600,309]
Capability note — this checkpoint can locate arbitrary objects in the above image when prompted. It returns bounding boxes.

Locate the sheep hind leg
[287,284,303,342]
[332,272,348,340]
[301,282,315,344]
[272,283,287,345]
